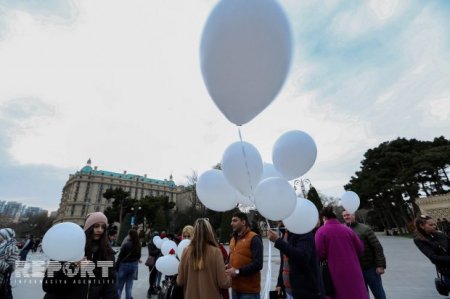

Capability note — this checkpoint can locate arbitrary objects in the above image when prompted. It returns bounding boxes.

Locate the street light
[130,206,142,227]
[294,179,311,198]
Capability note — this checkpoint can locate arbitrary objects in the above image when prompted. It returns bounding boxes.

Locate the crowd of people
[0,207,450,298]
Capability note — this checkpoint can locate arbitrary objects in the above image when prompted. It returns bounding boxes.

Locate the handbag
[269,290,286,299]
[435,270,449,296]
[145,255,156,267]
[320,260,335,296]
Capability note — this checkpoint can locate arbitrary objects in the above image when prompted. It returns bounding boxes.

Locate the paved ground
[11,233,442,299]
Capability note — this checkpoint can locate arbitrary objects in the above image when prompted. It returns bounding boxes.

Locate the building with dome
[54,159,180,225]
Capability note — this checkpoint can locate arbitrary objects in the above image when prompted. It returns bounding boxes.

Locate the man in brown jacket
[226,212,263,299]
[343,210,387,299]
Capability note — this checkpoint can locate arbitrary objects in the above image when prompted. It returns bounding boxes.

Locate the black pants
[148,266,158,292]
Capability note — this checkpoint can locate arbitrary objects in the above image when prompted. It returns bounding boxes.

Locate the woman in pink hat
[43,212,119,299]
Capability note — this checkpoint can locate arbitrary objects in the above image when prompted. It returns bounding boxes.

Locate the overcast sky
[1,0,449,212]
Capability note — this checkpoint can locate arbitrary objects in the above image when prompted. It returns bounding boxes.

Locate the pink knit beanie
[84,212,108,231]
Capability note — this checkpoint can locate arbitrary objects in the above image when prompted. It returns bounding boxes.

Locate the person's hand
[268,229,279,242]
[376,267,385,275]
[225,267,238,277]
[276,286,282,295]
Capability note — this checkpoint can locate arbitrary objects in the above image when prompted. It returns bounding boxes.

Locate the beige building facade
[54,159,180,225]
[416,194,450,220]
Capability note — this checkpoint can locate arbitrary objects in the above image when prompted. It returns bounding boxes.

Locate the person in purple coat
[315,206,368,299]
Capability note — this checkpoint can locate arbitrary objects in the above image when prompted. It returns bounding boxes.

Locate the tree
[345,136,450,232]
[103,188,135,223]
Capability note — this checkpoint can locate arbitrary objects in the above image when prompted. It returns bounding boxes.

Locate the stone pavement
[11,234,443,299]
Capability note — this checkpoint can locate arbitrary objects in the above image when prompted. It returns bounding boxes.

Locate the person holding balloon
[42,212,118,299]
[147,231,162,298]
[268,222,324,299]
[177,218,231,299]
[315,206,368,299]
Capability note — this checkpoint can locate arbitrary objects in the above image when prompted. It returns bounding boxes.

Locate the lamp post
[130,206,142,228]
[293,179,311,198]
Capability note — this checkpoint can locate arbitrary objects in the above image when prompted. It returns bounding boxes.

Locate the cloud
[0,98,71,211]
[0,0,449,211]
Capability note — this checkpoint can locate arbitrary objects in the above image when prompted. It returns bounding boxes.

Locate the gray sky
[1,0,449,212]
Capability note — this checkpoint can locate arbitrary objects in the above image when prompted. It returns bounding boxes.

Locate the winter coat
[177,245,231,299]
[275,231,324,299]
[315,219,368,299]
[414,231,450,275]
[349,222,386,269]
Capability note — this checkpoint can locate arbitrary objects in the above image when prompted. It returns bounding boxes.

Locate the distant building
[0,200,6,214]
[1,201,25,219]
[416,194,450,219]
[54,159,181,225]
[23,206,45,218]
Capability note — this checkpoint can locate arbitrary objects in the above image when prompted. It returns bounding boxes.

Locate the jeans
[117,261,138,299]
[231,290,260,299]
[20,249,30,261]
[362,267,387,299]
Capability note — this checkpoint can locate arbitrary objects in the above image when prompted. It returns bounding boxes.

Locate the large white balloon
[272,130,317,180]
[254,177,297,220]
[283,198,319,234]
[177,239,191,259]
[222,141,263,196]
[42,222,86,261]
[200,0,293,125]
[156,255,179,276]
[161,240,178,256]
[196,169,238,211]
[261,162,283,181]
[341,191,360,213]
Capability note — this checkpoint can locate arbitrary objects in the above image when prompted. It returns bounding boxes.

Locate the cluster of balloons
[152,235,191,276]
[197,129,321,234]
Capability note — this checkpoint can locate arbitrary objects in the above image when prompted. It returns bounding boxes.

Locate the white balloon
[196,169,238,211]
[155,237,164,249]
[156,255,179,276]
[272,130,317,180]
[283,198,319,234]
[42,222,86,261]
[222,141,263,196]
[177,239,191,259]
[261,162,283,181]
[152,236,161,246]
[161,240,178,256]
[341,191,360,213]
[254,177,297,220]
[200,0,293,125]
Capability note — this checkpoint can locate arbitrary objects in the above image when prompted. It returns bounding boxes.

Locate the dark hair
[415,215,432,238]
[233,212,249,226]
[320,206,337,219]
[108,229,118,237]
[85,225,112,260]
[128,229,141,254]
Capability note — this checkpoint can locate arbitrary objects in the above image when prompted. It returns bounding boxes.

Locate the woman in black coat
[414,215,450,288]
[43,212,118,299]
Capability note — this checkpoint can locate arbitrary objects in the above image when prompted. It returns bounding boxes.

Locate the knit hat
[84,212,108,231]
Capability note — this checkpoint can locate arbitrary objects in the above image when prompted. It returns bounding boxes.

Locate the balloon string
[238,127,255,203]
[262,219,272,299]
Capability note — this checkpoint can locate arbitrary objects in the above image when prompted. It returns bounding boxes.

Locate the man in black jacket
[268,223,324,299]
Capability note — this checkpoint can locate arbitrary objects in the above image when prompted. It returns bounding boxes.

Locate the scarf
[0,228,16,255]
